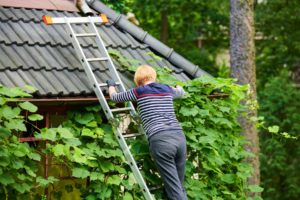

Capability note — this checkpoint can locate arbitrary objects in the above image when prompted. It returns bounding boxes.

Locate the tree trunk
[160,9,169,44]
[230,0,260,197]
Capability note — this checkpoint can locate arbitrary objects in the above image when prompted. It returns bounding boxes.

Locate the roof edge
[86,0,210,78]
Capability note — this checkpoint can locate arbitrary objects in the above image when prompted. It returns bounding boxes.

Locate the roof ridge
[86,0,210,78]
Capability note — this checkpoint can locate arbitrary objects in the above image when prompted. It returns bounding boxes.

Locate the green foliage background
[258,70,300,200]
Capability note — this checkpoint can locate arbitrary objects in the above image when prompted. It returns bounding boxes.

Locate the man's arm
[107,80,137,102]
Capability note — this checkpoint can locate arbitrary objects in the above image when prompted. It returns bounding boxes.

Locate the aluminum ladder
[42,15,155,200]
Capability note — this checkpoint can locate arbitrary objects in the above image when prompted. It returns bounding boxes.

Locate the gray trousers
[149,130,188,200]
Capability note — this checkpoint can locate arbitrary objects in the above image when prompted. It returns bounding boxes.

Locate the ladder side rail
[88,17,137,116]
[64,17,114,119]
[114,127,154,200]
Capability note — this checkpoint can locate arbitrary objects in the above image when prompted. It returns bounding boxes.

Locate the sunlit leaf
[19,101,37,112]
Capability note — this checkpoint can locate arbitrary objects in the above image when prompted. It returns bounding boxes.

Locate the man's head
[134,65,157,86]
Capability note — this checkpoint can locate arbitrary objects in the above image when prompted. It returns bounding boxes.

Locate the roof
[0,2,206,97]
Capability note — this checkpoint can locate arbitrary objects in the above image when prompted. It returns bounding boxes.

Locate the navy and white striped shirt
[111,82,184,138]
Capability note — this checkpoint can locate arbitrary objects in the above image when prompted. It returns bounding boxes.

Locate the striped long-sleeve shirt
[111,82,185,138]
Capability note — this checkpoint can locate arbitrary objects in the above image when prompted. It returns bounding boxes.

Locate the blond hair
[134,65,157,86]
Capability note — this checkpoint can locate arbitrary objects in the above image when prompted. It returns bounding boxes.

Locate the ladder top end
[42,15,52,25]
[100,14,109,24]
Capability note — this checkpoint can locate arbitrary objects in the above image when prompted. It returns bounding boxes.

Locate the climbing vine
[0,85,57,199]
[0,50,266,199]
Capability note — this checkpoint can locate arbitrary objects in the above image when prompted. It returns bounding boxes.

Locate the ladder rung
[123,133,144,139]
[86,57,109,62]
[75,33,97,37]
[98,82,121,87]
[111,107,132,113]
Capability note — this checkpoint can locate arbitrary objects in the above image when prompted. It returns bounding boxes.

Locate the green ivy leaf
[199,135,216,144]
[81,128,96,138]
[38,128,56,141]
[179,106,199,116]
[28,152,41,161]
[268,125,279,133]
[100,161,114,173]
[0,86,31,98]
[5,119,26,131]
[107,175,122,185]
[28,114,43,121]
[128,173,136,186]
[13,182,31,193]
[0,97,6,105]
[19,101,37,112]
[24,166,36,177]
[72,147,87,164]
[124,192,133,200]
[0,127,11,138]
[62,138,81,146]
[221,174,236,184]
[11,159,24,169]
[95,128,104,138]
[14,145,29,157]
[75,112,94,125]
[248,185,264,193]
[0,174,15,185]
[86,121,97,128]
[72,168,90,178]
[219,106,231,113]
[52,144,65,156]
[90,172,104,181]
[57,128,74,139]
[2,105,21,119]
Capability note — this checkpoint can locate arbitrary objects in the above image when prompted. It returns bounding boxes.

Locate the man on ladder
[107,65,188,200]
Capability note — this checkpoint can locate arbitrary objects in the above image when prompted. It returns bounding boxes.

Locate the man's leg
[175,133,187,200]
[149,134,186,200]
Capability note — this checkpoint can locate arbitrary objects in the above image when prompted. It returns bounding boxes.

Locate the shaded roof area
[0,4,200,97]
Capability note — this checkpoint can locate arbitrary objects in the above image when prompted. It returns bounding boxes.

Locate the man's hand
[106,80,117,98]
[106,80,116,87]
